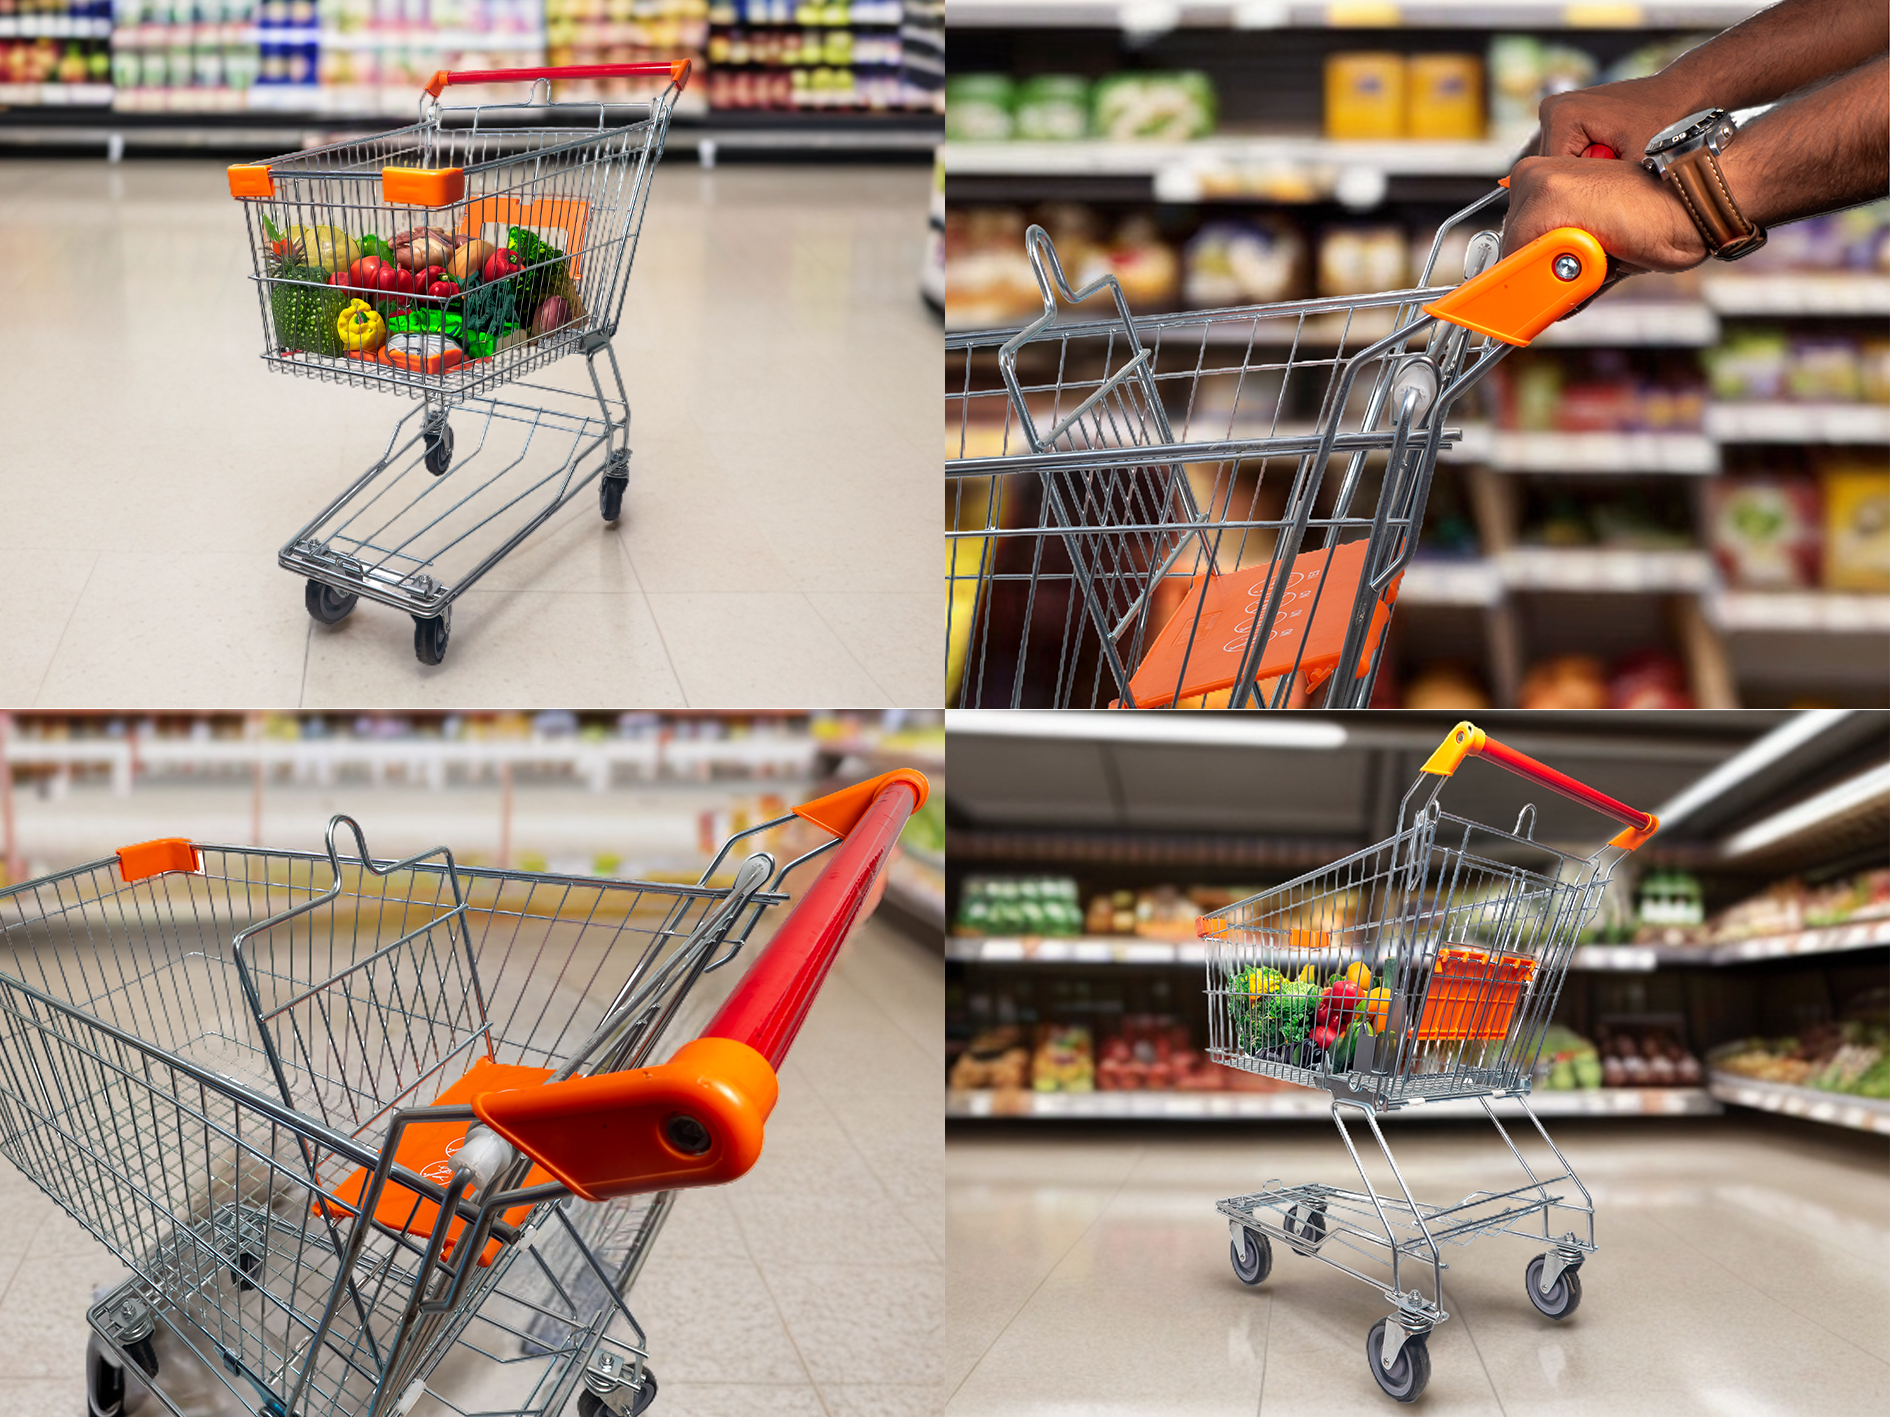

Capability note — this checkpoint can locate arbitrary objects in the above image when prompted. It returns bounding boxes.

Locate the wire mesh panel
[946,194,1516,709]
[0,820,780,1417]
[237,86,678,406]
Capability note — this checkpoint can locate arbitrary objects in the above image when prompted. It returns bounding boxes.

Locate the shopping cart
[230,61,688,663]
[1197,722,1657,1402]
[0,768,926,1417]
[945,188,1611,708]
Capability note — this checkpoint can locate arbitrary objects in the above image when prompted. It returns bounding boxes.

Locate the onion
[532,295,572,337]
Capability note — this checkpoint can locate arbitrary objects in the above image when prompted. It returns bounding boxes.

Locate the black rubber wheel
[1365,1319,1430,1403]
[305,579,357,625]
[1283,1203,1328,1256]
[413,608,451,666]
[423,423,454,476]
[575,1370,658,1416]
[1230,1226,1271,1286]
[1524,1255,1583,1320]
[127,1337,157,1380]
[86,1334,126,1417]
[232,1250,260,1293]
[600,473,627,523]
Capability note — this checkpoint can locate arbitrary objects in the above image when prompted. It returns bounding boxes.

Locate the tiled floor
[0,915,942,1417]
[0,158,939,707]
[946,1116,1890,1416]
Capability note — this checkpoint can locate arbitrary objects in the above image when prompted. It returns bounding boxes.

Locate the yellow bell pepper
[337,298,386,352]
[1364,985,1394,1032]
[1344,961,1373,991]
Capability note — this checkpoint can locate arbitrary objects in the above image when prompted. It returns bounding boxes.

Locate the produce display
[945,68,1216,144]
[705,0,932,111]
[1632,868,1890,950]
[1030,1022,1093,1092]
[259,213,587,375]
[1515,651,1694,711]
[948,1025,1030,1091]
[1530,1024,1602,1091]
[1593,1021,1703,1088]
[954,876,1084,937]
[1711,1022,1890,1099]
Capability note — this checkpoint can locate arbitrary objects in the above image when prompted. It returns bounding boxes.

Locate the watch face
[1647,107,1727,155]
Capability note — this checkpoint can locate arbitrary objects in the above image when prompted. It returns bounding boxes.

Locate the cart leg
[1331,1100,1445,1319]
[585,339,633,523]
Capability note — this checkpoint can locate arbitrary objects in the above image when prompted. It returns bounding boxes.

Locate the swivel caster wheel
[305,579,357,625]
[576,1370,658,1416]
[1230,1226,1271,1286]
[599,472,628,524]
[1282,1203,1327,1256]
[1525,1254,1583,1320]
[423,422,454,477]
[413,607,451,666]
[1365,1319,1430,1403]
[231,1250,261,1293]
[87,1332,157,1417]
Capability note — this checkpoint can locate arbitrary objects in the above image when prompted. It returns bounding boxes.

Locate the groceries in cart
[946,169,1621,708]
[0,767,925,1417]
[1203,722,1656,1401]
[230,61,691,664]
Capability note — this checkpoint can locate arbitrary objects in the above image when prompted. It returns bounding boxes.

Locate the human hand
[1501,155,1707,272]
[1538,75,1693,162]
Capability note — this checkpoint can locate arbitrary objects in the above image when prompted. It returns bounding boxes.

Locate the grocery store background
[0,2,944,705]
[943,1,1889,710]
[944,710,1890,1413]
[0,709,945,1417]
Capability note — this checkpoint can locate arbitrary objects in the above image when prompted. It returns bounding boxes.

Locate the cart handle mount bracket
[1421,720,1658,850]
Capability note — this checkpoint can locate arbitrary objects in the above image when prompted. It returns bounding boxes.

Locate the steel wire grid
[241,95,672,405]
[0,815,795,1417]
[945,188,1515,709]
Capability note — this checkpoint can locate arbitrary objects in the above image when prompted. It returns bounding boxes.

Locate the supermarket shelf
[1704,402,1890,444]
[1707,1072,1890,1135]
[1397,558,1504,608]
[1703,273,1890,317]
[1707,917,1890,964]
[886,851,947,934]
[1532,300,1717,348]
[1496,546,1713,594]
[0,14,111,35]
[946,1086,1722,1120]
[942,136,1514,181]
[1706,591,1890,634]
[944,1,1763,29]
[947,934,1205,964]
[1451,425,1719,474]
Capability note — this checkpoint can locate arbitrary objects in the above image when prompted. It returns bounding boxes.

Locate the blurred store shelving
[941,1,1889,708]
[1,0,942,152]
[944,710,1890,1134]
[0,710,943,935]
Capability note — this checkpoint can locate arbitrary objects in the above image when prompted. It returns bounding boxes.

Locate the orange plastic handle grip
[1421,722,1658,849]
[424,59,691,99]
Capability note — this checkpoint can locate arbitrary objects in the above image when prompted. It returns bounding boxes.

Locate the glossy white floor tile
[0,915,942,1417]
[946,1118,1890,1416]
[0,159,938,706]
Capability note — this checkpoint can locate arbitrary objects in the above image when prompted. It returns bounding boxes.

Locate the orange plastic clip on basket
[946,152,1620,710]
[0,769,924,1417]
[226,60,691,667]
[1198,721,1656,1401]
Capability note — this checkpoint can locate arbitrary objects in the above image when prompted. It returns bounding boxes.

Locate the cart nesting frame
[0,767,925,1417]
[1198,722,1657,1402]
[231,61,689,665]
[946,189,1609,709]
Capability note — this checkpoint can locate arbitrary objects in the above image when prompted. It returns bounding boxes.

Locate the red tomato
[482,248,524,283]
[427,279,460,299]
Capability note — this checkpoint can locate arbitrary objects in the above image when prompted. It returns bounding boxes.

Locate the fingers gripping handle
[424,59,691,99]
[469,772,926,1201]
[1422,721,1659,850]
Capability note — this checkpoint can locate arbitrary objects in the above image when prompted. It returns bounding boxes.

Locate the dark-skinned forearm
[1718,56,1890,227]
[1653,0,1889,113]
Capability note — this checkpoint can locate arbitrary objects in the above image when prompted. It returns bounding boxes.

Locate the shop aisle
[947,1120,1890,1416]
[0,915,942,1417]
[0,159,937,708]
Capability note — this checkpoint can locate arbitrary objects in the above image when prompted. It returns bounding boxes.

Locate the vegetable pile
[1229,962,1392,1071]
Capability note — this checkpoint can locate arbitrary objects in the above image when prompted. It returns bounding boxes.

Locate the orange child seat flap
[382,166,466,207]
[1127,540,1401,708]
[1414,948,1536,1041]
[1424,227,1606,346]
[316,1057,557,1267]
[117,838,201,882]
[473,1037,779,1202]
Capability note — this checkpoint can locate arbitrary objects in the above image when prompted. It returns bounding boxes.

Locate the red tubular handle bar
[425,60,692,100]
[1422,721,1657,850]
[703,775,923,1070]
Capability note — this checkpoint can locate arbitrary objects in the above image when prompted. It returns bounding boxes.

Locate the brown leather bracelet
[1664,146,1768,261]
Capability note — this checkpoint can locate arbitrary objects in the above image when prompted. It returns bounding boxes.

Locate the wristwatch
[1643,108,1767,261]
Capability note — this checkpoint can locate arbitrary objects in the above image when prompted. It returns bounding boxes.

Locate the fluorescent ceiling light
[944,711,1346,750]
[1720,760,1890,858]
[1654,710,1853,831]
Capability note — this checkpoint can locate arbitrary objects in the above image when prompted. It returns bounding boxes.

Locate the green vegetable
[1331,1019,1366,1070]
[261,213,283,243]
[1262,980,1319,1046]
[270,265,350,357]
[458,269,519,339]
[357,232,399,267]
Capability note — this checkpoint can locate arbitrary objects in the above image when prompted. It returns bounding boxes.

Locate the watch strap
[1665,146,1767,261]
